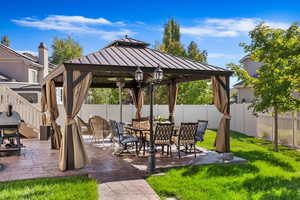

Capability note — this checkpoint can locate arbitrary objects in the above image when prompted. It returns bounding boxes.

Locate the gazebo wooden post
[66,69,75,170]
[225,75,230,152]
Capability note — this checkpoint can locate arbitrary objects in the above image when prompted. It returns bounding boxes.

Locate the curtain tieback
[223,113,231,119]
[66,115,76,125]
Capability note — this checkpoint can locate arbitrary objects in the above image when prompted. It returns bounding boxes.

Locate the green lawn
[0,176,98,200]
[147,130,300,200]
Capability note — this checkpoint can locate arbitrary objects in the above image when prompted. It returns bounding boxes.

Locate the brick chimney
[38,42,48,78]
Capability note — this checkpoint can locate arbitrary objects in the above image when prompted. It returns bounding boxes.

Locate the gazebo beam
[63,64,232,76]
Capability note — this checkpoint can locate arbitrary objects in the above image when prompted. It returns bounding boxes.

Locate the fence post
[182,104,184,123]
[293,112,296,147]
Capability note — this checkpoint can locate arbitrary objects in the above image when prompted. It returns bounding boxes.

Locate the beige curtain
[59,70,92,171]
[168,81,178,122]
[41,86,47,126]
[212,76,230,152]
[131,87,144,120]
[46,80,62,149]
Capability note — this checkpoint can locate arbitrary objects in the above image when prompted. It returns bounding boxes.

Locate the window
[28,69,38,83]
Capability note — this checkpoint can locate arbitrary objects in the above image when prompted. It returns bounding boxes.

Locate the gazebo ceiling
[42,36,233,88]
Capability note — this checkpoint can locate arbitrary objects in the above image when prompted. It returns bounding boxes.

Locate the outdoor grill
[0,111,23,157]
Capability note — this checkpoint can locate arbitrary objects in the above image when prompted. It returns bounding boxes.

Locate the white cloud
[12,15,133,40]
[181,18,290,38]
[208,53,241,59]
[17,50,38,56]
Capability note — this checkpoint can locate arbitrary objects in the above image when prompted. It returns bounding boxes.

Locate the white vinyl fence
[54,103,300,148]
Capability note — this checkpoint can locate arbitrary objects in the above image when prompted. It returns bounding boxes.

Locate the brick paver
[99,179,160,200]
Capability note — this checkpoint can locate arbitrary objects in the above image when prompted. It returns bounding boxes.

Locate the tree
[1,35,10,47]
[159,18,185,57]
[228,23,300,151]
[154,19,211,105]
[89,88,132,104]
[51,36,83,65]
[177,81,212,104]
[187,41,207,63]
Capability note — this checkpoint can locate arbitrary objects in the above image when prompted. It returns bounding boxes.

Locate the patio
[0,137,246,183]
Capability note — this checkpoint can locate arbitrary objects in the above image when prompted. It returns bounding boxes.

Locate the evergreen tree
[1,35,10,47]
[155,19,211,105]
[159,18,185,57]
[187,41,207,63]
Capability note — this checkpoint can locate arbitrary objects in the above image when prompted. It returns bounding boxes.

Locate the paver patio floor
[0,139,147,183]
[0,138,246,200]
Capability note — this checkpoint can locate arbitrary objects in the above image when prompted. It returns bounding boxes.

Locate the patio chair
[110,120,139,155]
[154,123,174,157]
[132,117,150,154]
[132,117,150,133]
[89,116,111,144]
[172,122,198,158]
[195,120,208,142]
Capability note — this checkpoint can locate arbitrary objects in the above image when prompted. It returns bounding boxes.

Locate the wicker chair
[132,117,150,153]
[154,123,174,157]
[132,117,150,133]
[172,122,198,158]
[89,116,111,144]
[77,116,92,136]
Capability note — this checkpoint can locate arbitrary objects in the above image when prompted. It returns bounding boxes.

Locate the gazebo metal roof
[42,37,232,88]
[65,37,229,73]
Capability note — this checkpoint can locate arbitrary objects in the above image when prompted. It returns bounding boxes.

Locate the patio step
[98,179,160,200]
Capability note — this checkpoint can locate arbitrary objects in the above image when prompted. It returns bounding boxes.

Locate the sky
[1,0,300,87]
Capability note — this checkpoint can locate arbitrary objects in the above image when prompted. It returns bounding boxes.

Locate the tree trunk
[274,107,279,152]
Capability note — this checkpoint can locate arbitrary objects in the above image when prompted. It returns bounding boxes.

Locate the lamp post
[135,65,163,173]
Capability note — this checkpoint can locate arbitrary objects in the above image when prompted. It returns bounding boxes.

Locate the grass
[147,130,300,200]
[0,176,98,200]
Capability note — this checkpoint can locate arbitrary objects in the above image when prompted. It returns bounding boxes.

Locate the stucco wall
[0,60,28,82]
[237,87,254,103]
[242,58,263,76]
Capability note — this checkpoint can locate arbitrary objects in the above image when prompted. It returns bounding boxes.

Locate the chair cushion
[154,140,171,145]
[172,136,195,145]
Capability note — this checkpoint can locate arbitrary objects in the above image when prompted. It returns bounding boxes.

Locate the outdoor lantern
[135,66,143,83]
[153,65,163,83]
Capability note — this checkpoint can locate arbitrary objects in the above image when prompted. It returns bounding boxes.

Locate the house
[233,55,263,103]
[234,55,300,103]
[0,42,56,103]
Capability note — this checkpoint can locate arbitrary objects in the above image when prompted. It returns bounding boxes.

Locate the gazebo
[41,37,233,172]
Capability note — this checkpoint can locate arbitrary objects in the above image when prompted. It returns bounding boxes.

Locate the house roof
[65,37,230,74]
[21,52,56,69]
[0,72,11,81]
[239,54,250,63]
[0,44,56,69]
